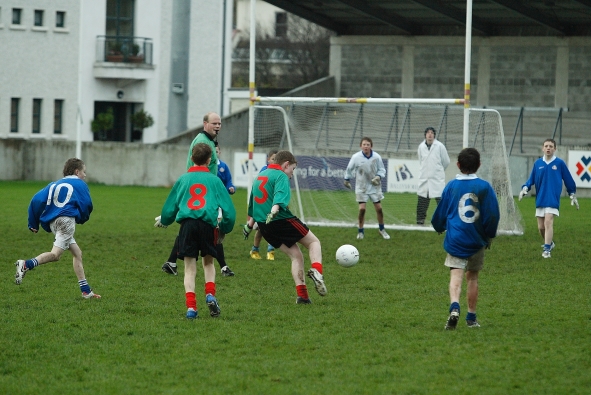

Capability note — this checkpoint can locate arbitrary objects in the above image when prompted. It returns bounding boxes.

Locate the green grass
[1,181,590,394]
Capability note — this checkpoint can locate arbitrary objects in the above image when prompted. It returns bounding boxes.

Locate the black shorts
[257,217,309,249]
[177,218,218,259]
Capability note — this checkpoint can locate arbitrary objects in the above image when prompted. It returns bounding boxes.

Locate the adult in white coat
[416,127,450,225]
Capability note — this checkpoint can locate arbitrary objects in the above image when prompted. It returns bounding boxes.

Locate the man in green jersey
[243,150,327,304]
[157,143,236,319]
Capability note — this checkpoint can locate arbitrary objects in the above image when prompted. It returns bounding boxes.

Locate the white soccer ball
[336,244,359,267]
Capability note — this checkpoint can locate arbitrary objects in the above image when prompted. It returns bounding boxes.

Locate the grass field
[1,181,590,394]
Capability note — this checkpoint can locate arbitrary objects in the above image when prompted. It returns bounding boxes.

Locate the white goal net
[252,99,524,235]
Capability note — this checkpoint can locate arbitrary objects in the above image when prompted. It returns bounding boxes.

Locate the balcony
[94,36,155,80]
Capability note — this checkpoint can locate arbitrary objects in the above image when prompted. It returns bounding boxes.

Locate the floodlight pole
[247,0,256,207]
[463,0,473,148]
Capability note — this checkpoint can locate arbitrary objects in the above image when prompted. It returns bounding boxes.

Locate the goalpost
[251,98,524,235]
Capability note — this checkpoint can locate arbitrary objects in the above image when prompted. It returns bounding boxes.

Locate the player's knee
[359,208,366,216]
[376,208,383,216]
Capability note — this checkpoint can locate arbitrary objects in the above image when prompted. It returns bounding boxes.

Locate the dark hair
[191,143,212,166]
[424,127,436,137]
[273,150,297,166]
[543,138,556,148]
[267,149,279,159]
[457,148,480,174]
[360,137,373,146]
[63,158,85,176]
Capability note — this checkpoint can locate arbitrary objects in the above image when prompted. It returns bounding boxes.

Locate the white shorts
[49,217,77,250]
[356,192,384,204]
[535,207,559,217]
[444,247,485,271]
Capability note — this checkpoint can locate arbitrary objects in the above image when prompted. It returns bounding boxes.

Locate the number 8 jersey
[431,174,500,258]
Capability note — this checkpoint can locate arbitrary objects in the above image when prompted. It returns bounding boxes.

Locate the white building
[0,0,234,144]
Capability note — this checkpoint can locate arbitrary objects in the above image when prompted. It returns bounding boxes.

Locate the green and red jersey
[161,166,236,234]
[248,164,295,223]
[186,132,217,174]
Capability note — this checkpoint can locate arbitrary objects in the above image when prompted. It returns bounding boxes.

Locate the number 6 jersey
[431,174,500,258]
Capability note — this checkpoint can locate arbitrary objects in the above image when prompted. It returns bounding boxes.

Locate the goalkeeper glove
[344,180,351,189]
[217,232,226,244]
[371,176,381,186]
[266,210,278,224]
[570,194,579,210]
[518,186,528,201]
[242,224,253,240]
[154,215,167,228]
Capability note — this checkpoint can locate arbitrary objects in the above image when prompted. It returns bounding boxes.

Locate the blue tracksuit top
[432,174,500,259]
[217,159,235,194]
[522,156,576,210]
[28,176,93,233]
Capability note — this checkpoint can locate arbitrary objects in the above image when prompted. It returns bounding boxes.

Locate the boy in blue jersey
[157,143,236,319]
[14,158,100,299]
[432,148,500,330]
[519,138,578,258]
[249,149,278,260]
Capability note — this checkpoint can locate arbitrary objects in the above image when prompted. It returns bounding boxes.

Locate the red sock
[296,285,309,299]
[205,282,216,296]
[185,292,197,310]
[311,262,323,274]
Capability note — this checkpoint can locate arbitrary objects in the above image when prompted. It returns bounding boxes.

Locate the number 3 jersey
[431,174,500,258]
[28,175,93,233]
[248,164,295,223]
[160,166,236,234]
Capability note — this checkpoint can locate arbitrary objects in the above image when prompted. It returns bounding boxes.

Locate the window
[56,11,65,28]
[32,99,42,134]
[34,10,44,26]
[106,0,134,37]
[10,98,20,133]
[12,8,22,25]
[275,12,287,38]
[54,100,63,134]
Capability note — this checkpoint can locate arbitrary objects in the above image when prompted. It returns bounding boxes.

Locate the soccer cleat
[296,297,312,304]
[356,232,364,240]
[250,250,262,260]
[206,293,221,317]
[221,266,235,277]
[540,241,555,251]
[266,251,275,260]
[466,320,480,328]
[14,260,27,285]
[162,262,178,276]
[82,290,101,299]
[307,268,327,296]
[542,250,551,258]
[445,310,460,330]
[186,308,198,319]
[379,229,391,240]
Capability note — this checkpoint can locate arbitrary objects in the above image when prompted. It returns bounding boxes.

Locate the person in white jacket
[344,137,390,240]
[416,127,450,225]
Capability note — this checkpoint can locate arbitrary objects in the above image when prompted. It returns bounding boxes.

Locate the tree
[91,107,114,141]
[130,109,154,142]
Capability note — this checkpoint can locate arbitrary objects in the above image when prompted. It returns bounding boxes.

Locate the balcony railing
[96,36,153,65]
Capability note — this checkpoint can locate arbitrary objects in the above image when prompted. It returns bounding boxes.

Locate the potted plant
[129,43,144,63]
[106,42,123,62]
[130,109,154,141]
[91,108,114,141]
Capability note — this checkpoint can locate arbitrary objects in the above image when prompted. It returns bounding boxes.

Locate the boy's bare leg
[466,270,479,313]
[184,257,197,293]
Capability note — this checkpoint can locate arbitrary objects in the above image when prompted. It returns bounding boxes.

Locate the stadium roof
[263,0,591,37]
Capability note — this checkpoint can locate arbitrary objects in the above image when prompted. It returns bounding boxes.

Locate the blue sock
[450,302,460,313]
[466,312,477,322]
[543,244,551,251]
[25,258,39,270]
[379,224,385,231]
[358,228,364,234]
[267,245,274,252]
[252,246,259,252]
[79,279,91,294]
